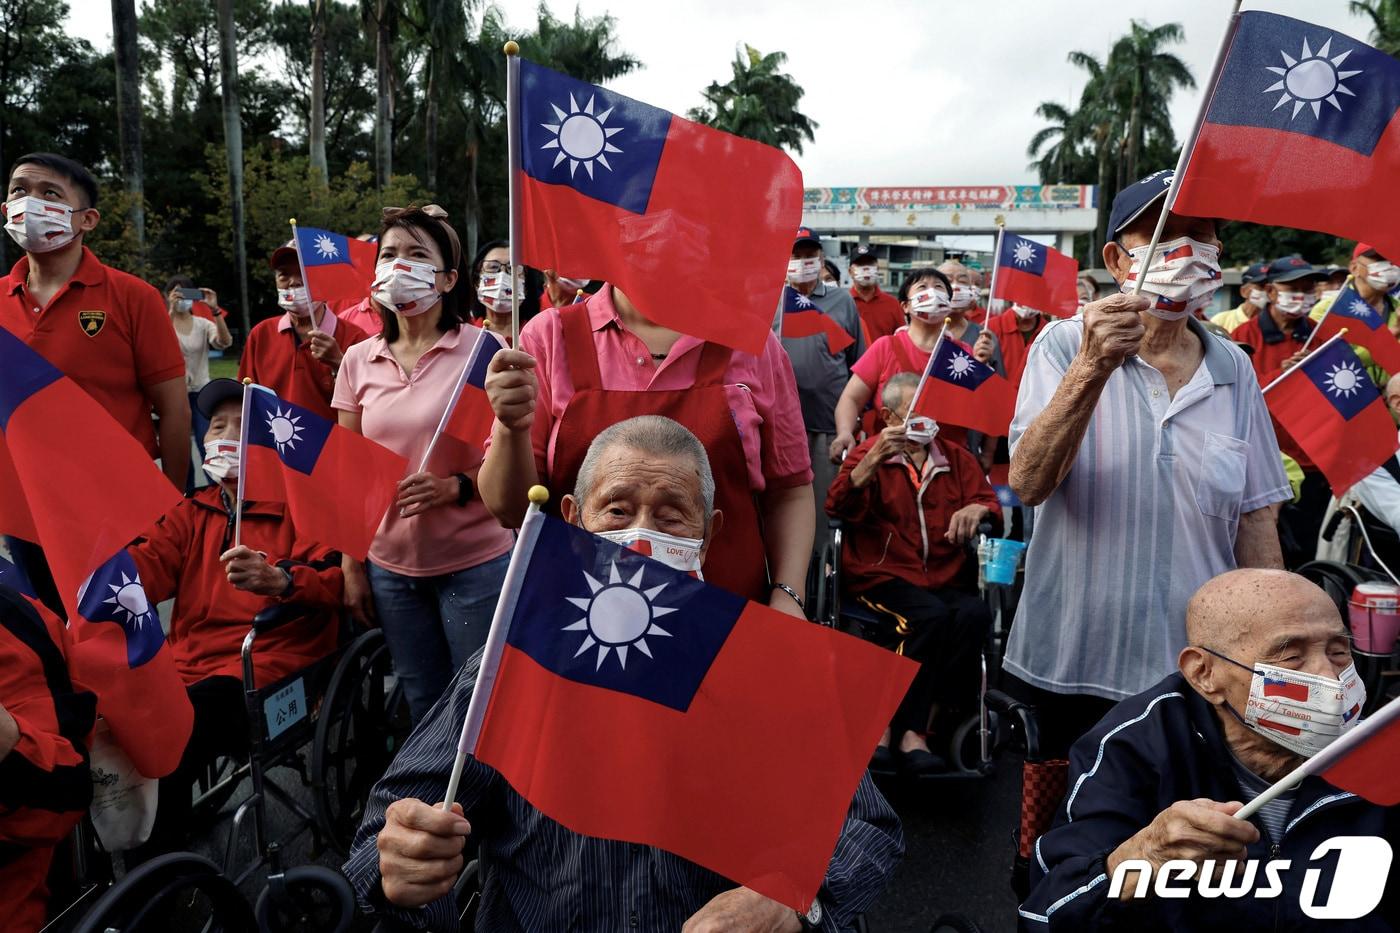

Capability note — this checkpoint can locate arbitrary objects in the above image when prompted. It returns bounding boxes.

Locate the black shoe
[870,744,897,772]
[902,748,950,775]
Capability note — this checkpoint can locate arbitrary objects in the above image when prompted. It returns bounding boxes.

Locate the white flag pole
[984,224,1005,314]
[1295,274,1353,358]
[1130,0,1243,297]
[1260,329,1349,395]
[234,378,253,550]
[910,319,950,415]
[442,485,550,809]
[504,42,522,348]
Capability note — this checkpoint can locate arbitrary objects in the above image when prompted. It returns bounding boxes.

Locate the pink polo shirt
[328,296,384,336]
[514,285,813,492]
[332,326,513,577]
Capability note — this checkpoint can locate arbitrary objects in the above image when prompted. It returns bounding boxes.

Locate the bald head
[1386,373,1400,419]
[1186,569,1337,652]
[938,260,975,286]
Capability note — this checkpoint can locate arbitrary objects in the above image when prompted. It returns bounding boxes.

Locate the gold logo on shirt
[78,310,106,336]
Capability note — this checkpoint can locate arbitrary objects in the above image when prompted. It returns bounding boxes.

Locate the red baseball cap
[1354,242,1381,260]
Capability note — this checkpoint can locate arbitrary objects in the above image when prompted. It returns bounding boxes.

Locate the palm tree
[1110,20,1194,184]
[1351,0,1400,56]
[516,5,640,85]
[309,0,328,183]
[688,45,817,154]
[361,0,400,188]
[403,0,472,193]
[1026,100,1085,183]
[110,0,145,251]
[216,0,251,338]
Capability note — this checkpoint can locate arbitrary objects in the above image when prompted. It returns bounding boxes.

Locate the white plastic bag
[88,717,158,851]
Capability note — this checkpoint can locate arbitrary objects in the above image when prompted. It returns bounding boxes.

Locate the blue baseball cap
[849,244,878,264]
[1107,170,1176,239]
[793,226,822,249]
[195,377,243,419]
[1266,255,1320,283]
[1241,261,1270,285]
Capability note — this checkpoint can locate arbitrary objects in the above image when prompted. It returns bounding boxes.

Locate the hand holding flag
[291,223,378,304]
[913,329,1017,436]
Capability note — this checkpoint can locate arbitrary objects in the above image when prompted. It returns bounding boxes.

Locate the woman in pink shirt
[332,206,513,721]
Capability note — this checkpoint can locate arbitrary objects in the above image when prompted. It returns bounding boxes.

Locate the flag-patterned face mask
[1274,289,1318,319]
[1365,261,1400,292]
[787,257,822,284]
[277,286,312,316]
[373,257,442,316]
[476,270,517,310]
[4,196,76,254]
[908,288,952,323]
[950,284,979,310]
[1121,236,1223,321]
[593,526,705,579]
[851,265,879,286]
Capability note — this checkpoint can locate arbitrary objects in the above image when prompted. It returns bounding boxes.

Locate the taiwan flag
[992,233,1079,317]
[1312,283,1400,374]
[241,385,407,560]
[1172,11,1400,262]
[1262,676,1310,702]
[511,57,803,355]
[988,463,1021,509]
[1264,338,1399,492]
[293,225,378,303]
[459,512,914,911]
[913,335,1017,436]
[440,328,506,454]
[67,550,194,778]
[779,286,854,354]
[1304,696,1400,805]
[0,326,181,620]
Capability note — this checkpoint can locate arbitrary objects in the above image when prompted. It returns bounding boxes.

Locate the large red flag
[1264,338,1399,493]
[241,385,407,560]
[511,56,803,355]
[913,334,1018,436]
[992,232,1079,317]
[0,325,181,619]
[460,512,915,912]
[1172,11,1400,261]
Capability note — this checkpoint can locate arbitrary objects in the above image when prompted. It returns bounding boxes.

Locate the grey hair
[882,371,921,411]
[573,415,715,516]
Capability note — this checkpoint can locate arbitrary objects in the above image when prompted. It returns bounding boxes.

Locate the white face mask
[557,275,590,292]
[950,283,979,310]
[1273,290,1316,318]
[4,196,77,253]
[594,527,705,578]
[173,298,194,315]
[1318,289,1341,304]
[787,256,822,285]
[851,265,879,286]
[1120,236,1223,321]
[1365,261,1400,292]
[1012,304,1040,320]
[202,438,240,483]
[908,288,952,323]
[476,271,516,310]
[1221,654,1367,759]
[1247,290,1269,309]
[277,285,312,316]
[902,415,939,445]
[373,257,442,316]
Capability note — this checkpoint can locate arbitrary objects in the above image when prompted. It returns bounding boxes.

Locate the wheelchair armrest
[986,688,1045,762]
[253,602,310,632]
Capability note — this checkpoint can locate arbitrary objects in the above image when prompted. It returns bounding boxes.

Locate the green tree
[1110,20,1194,185]
[1026,100,1092,184]
[688,45,816,154]
[1351,0,1400,56]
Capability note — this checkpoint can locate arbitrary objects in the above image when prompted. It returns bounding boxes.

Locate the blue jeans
[367,553,509,722]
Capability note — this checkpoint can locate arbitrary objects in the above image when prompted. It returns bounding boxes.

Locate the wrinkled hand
[1282,349,1308,372]
[829,431,856,464]
[342,557,376,627]
[945,504,991,545]
[485,349,539,433]
[397,472,456,517]
[1106,799,1259,900]
[1079,293,1149,374]
[973,329,997,364]
[307,328,343,368]
[681,887,801,933]
[220,545,288,596]
[849,425,906,488]
[378,798,471,908]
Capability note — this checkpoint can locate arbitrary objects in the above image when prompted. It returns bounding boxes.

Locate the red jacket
[128,485,343,688]
[1232,311,1317,471]
[826,435,1000,592]
[238,311,369,420]
[987,310,1047,389]
[0,589,96,932]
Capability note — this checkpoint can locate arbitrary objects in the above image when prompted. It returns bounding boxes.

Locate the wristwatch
[454,472,474,506]
[796,898,823,930]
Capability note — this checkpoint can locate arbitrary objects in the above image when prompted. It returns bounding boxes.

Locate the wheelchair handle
[985,689,1045,763]
[253,602,312,633]
[1322,509,1345,543]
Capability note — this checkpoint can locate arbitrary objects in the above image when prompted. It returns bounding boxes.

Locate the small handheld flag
[1312,283,1400,374]
[992,232,1079,317]
[779,286,855,354]
[292,223,378,303]
[913,331,1017,436]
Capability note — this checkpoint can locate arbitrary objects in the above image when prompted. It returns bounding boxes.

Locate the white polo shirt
[1005,315,1291,700]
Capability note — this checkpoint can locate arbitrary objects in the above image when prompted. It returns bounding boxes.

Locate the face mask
[1207,648,1366,758]
[902,415,939,445]
[1318,289,1340,304]
[557,275,590,292]
[202,439,240,483]
[1274,291,1315,318]
[1013,304,1040,320]
[908,288,952,323]
[950,284,979,310]
[1121,236,1223,321]
[594,527,705,578]
[787,257,821,285]
[173,298,193,314]
[851,265,879,286]
[1365,261,1400,292]
[476,271,516,310]
[1247,290,1269,309]
[4,196,77,253]
[373,258,441,316]
[277,286,311,316]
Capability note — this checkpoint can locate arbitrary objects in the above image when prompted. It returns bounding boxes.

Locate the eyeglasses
[480,261,508,274]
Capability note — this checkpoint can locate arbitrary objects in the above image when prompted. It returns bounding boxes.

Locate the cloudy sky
[62,0,1366,187]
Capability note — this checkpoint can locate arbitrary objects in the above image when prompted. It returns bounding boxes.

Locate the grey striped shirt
[343,651,904,932]
[1005,316,1291,701]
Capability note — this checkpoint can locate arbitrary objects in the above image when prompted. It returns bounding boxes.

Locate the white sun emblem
[1324,360,1363,397]
[945,350,975,380]
[313,234,339,260]
[792,291,814,309]
[540,93,624,179]
[1011,240,1038,267]
[562,560,675,671]
[104,572,153,629]
[265,405,306,454]
[1349,297,1375,319]
[1264,36,1362,120]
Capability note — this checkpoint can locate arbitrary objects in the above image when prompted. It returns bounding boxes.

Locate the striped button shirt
[343,651,904,932]
[1005,316,1291,701]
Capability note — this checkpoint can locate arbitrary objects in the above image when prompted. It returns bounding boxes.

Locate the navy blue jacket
[1020,672,1400,931]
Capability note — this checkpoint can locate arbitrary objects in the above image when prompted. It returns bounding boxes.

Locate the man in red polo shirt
[986,302,1050,389]
[1,153,189,488]
[238,241,368,419]
[848,245,904,343]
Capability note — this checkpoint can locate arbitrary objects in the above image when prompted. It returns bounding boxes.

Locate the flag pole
[572,288,586,305]
[1130,0,1243,298]
[1260,328,1349,395]
[235,378,253,550]
[910,320,950,414]
[1295,274,1353,357]
[985,223,1005,314]
[504,41,522,348]
[416,328,487,474]
[287,217,319,327]
[443,484,550,809]
[1236,694,1400,821]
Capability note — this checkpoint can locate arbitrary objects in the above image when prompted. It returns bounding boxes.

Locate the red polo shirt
[1,247,184,456]
[238,307,368,420]
[988,310,1046,389]
[850,286,906,344]
[1232,311,1316,471]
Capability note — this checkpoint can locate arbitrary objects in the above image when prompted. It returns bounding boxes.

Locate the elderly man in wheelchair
[826,371,999,776]
[123,377,344,862]
[1020,569,1400,932]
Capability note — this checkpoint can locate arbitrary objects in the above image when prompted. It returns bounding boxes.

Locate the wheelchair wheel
[1298,560,1385,622]
[313,628,412,853]
[949,710,998,773]
[813,529,838,626]
[254,864,355,933]
[929,913,982,933]
[73,851,254,933]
